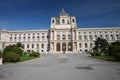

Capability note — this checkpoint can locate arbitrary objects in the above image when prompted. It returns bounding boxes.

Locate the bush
[29,52,40,57]
[114,52,120,60]
[91,52,101,56]
[4,46,23,56]
[4,52,20,62]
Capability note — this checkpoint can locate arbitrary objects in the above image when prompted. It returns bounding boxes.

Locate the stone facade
[0,9,120,54]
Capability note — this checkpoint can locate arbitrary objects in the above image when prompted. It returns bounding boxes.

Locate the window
[37,44,39,48]
[33,36,35,41]
[72,19,74,23]
[79,43,82,48]
[85,43,87,48]
[111,35,114,40]
[68,34,71,40]
[27,44,29,48]
[89,35,92,40]
[116,34,119,39]
[62,35,66,40]
[67,20,69,24]
[84,35,87,40]
[41,44,44,48]
[52,20,54,23]
[62,19,65,23]
[42,33,44,35]
[37,36,40,41]
[28,37,30,41]
[22,44,24,49]
[32,44,34,48]
[57,35,60,40]
[79,35,82,40]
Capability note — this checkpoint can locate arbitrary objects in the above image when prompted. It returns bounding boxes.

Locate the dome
[58,8,70,17]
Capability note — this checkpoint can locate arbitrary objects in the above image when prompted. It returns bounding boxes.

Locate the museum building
[0,9,120,54]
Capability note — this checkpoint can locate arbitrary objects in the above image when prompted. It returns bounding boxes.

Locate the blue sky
[0,0,120,30]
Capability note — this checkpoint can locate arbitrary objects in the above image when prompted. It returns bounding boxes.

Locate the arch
[62,35,66,40]
[62,19,65,24]
[62,43,66,51]
[72,19,75,23]
[52,20,54,23]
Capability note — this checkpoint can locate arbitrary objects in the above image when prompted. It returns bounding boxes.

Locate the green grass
[20,55,38,62]
[92,55,118,61]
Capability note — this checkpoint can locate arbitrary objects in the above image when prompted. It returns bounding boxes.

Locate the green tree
[108,41,120,60]
[16,42,23,48]
[93,37,109,54]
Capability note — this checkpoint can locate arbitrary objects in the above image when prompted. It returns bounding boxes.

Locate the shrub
[91,52,101,56]
[10,47,23,56]
[4,46,23,56]
[4,52,20,62]
[114,52,120,60]
[29,52,40,57]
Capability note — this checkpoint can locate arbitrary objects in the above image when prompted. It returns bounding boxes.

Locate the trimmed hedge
[29,52,40,57]
[91,52,101,56]
[4,52,20,62]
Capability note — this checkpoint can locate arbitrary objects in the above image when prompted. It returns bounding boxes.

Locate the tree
[16,42,23,49]
[108,41,120,60]
[93,37,109,54]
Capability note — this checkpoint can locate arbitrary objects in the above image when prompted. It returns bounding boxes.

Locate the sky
[0,0,120,30]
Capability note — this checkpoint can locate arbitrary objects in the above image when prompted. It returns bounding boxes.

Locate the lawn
[92,55,118,61]
[20,55,38,62]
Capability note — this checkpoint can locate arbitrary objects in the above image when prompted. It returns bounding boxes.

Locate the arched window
[41,44,44,48]
[72,19,75,23]
[62,19,65,24]
[57,35,60,40]
[37,44,39,48]
[32,44,34,48]
[67,20,69,24]
[52,20,54,23]
[68,34,71,40]
[79,43,82,48]
[85,43,87,48]
[84,35,87,40]
[62,35,66,40]
[89,35,92,40]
